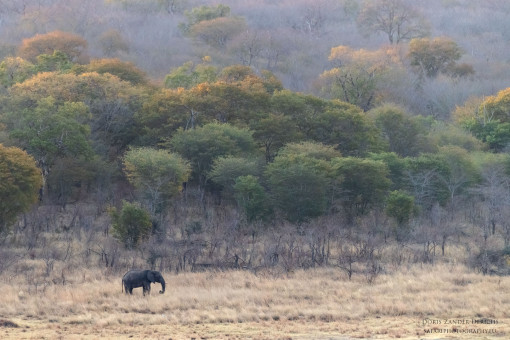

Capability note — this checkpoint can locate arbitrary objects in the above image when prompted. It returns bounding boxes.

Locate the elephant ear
[147,271,156,283]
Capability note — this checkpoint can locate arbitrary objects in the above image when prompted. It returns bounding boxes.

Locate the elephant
[122,270,166,296]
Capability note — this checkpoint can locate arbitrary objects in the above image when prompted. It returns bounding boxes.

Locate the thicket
[1,1,510,285]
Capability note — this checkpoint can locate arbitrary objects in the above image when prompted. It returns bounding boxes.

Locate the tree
[250,113,301,163]
[404,154,450,209]
[169,122,256,190]
[332,157,391,219]
[190,17,247,49]
[310,101,383,156]
[34,51,75,73]
[8,71,146,157]
[18,31,89,63]
[87,58,148,85]
[234,175,272,223]
[357,0,429,44]
[408,37,473,79]
[136,89,191,145]
[265,156,331,223]
[369,103,424,157]
[179,4,231,34]
[455,90,510,151]
[386,190,415,240]
[97,29,129,57]
[111,201,152,249]
[123,147,190,216]
[5,97,92,187]
[164,59,217,89]
[436,146,479,202]
[0,57,34,88]
[0,144,42,233]
[317,45,404,111]
[209,156,260,196]
[264,142,339,223]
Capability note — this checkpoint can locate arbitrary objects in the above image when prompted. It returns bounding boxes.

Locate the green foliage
[311,101,383,156]
[7,71,146,157]
[463,119,510,152]
[0,144,42,232]
[385,190,415,240]
[6,97,92,175]
[169,123,256,187]
[234,175,272,223]
[179,4,231,34]
[369,103,425,157]
[34,51,75,73]
[332,157,391,218]
[427,123,485,152]
[265,142,338,223]
[250,113,301,163]
[137,89,191,145]
[368,152,407,191]
[436,146,479,200]
[164,60,217,89]
[0,57,35,88]
[111,201,152,249]
[209,156,260,193]
[265,156,330,223]
[123,147,190,215]
[404,153,451,208]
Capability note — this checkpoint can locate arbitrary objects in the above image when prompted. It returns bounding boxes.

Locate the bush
[110,201,152,249]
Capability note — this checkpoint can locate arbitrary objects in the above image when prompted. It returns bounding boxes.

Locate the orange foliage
[18,31,89,64]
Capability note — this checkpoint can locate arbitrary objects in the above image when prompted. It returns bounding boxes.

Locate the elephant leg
[143,283,150,296]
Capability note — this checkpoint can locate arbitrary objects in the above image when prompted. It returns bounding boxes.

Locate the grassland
[0,264,508,339]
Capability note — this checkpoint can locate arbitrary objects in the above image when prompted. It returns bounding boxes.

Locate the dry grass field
[0,264,509,339]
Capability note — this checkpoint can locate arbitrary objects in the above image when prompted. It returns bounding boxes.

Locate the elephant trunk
[159,277,165,294]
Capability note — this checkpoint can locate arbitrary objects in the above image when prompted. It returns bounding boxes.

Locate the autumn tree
[18,31,89,63]
[357,0,429,44]
[455,90,510,151]
[317,45,404,111]
[0,144,42,233]
[408,37,473,79]
[190,17,247,49]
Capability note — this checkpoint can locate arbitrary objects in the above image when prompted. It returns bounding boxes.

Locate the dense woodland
[2,0,510,283]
